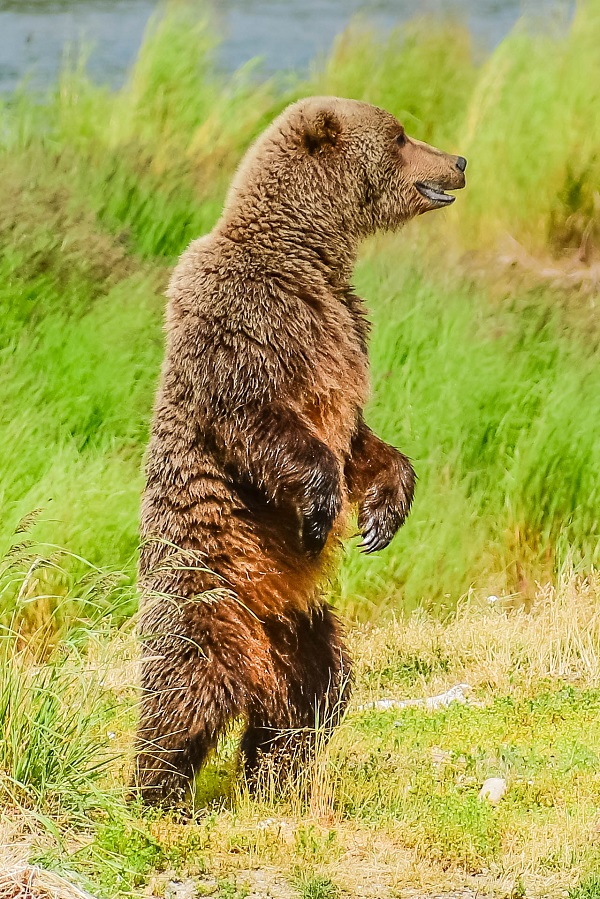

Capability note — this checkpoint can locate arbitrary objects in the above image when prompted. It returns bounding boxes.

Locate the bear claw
[357,467,415,554]
[358,513,396,554]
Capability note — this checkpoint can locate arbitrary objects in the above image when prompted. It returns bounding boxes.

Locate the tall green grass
[460,2,600,252]
[0,1,599,620]
[340,252,600,612]
[0,635,117,825]
[0,614,124,828]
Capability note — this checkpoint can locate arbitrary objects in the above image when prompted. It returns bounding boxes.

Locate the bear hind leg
[133,645,245,806]
[241,605,351,788]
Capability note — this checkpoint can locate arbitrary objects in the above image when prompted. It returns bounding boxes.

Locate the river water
[0,0,569,94]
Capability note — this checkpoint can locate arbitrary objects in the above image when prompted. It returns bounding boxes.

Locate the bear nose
[455,156,467,173]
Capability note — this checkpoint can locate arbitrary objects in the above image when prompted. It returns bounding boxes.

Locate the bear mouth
[415,181,457,206]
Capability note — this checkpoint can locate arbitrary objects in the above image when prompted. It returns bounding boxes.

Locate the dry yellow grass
[2,573,600,898]
[0,867,100,899]
[351,571,600,701]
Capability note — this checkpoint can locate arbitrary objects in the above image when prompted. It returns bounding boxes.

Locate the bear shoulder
[162,237,324,413]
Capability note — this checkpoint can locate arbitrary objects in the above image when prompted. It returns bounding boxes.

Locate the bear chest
[298,311,369,460]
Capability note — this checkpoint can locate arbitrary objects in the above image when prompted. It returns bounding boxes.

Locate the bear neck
[217,199,360,291]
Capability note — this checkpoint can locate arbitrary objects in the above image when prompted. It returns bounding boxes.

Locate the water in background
[0,0,569,93]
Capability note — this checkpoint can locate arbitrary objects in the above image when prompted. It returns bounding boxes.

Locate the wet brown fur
[134,97,466,803]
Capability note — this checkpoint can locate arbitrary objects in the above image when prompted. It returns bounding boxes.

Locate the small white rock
[478,776,507,804]
[166,879,202,899]
[358,683,472,713]
[425,683,471,709]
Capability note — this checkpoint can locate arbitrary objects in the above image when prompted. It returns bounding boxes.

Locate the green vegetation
[1,1,599,616]
[294,873,339,899]
[1,1,600,895]
[571,877,600,899]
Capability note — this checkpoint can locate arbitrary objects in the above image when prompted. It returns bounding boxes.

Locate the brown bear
[134,96,466,804]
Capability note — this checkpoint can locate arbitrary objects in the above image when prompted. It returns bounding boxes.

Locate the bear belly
[139,448,336,622]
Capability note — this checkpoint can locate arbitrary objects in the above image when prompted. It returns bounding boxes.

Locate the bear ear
[302,110,342,155]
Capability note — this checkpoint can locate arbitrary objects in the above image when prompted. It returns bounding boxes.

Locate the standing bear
[135,96,466,803]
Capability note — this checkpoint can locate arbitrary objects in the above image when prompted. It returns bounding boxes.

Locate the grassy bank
[3,566,600,897]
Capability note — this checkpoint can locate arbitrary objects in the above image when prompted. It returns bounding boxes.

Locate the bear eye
[395,130,406,148]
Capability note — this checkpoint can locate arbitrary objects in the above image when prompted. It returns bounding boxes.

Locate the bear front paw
[358,454,416,553]
[300,451,342,555]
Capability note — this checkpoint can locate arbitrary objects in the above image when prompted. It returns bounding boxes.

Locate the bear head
[221,96,466,251]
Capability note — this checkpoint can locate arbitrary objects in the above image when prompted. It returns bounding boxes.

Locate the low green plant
[294,872,340,899]
[571,876,600,899]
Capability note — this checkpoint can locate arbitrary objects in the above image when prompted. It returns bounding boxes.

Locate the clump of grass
[0,628,121,828]
[571,876,600,899]
[0,546,135,831]
[459,1,600,256]
[294,872,339,899]
[337,250,600,613]
[313,16,476,146]
[0,525,136,638]
[0,866,100,899]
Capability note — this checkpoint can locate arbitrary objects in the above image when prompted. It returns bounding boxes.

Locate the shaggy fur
[134,96,466,803]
